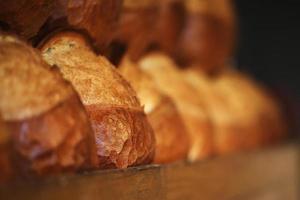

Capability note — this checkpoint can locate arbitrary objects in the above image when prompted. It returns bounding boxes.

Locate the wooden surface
[0,144,298,200]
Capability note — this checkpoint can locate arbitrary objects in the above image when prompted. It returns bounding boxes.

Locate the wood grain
[0,144,298,200]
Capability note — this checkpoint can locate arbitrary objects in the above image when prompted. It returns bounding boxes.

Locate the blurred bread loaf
[109,0,159,62]
[0,34,97,179]
[184,68,286,154]
[156,0,185,55]
[119,57,189,163]
[215,70,287,146]
[40,32,155,168]
[138,52,214,161]
[184,70,262,154]
[177,0,235,73]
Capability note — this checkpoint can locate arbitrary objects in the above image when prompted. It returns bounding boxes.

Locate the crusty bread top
[119,56,163,114]
[40,32,140,108]
[0,35,73,121]
[138,52,208,119]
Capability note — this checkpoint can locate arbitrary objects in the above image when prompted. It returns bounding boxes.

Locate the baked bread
[216,70,286,146]
[156,0,185,55]
[184,70,262,154]
[0,34,97,178]
[40,32,155,168]
[177,0,235,73]
[0,0,54,39]
[45,0,122,50]
[119,57,189,163]
[109,0,159,62]
[138,52,214,161]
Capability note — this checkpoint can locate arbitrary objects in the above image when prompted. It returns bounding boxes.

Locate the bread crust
[40,32,155,168]
[148,96,190,163]
[85,104,154,168]
[0,36,73,120]
[119,57,189,163]
[184,70,262,154]
[0,35,97,179]
[184,68,286,154]
[177,0,235,72]
[139,53,214,161]
[0,0,54,39]
[42,0,122,50]
[216,71,287,146]
[156,0,186,56]
[7,94,97,177]
[112,7,159,62]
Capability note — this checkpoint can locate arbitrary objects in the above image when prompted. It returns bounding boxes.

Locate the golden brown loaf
[184,68,286,154]
[40,32,155,168]
[119,57,189,163]
[138,52,214,161]
[0,0,54,39]
[184,70,262,154]
[0,35,97,178]
[215,70,286,145]
[110,0,159,62]
[156,0,185,55]
[111,0,184,63]
[177,0,235,73]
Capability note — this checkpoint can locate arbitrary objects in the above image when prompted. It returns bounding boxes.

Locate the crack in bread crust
[85,104,155,168]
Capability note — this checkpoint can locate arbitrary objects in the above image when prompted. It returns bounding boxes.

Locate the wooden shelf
[0,144,298,200]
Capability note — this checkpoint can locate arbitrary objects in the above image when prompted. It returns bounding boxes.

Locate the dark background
[233,0,299,133]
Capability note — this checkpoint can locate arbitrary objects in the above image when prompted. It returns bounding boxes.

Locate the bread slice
[0,34,96,178]
[139,52,214,161]
[119,57,189,163]
[40,32,155,168]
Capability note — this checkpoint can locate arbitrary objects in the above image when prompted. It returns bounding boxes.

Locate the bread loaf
[40,32,155,168]
[216,70,286,146]
[109,0,159,62]
[184,70,261,154]
[177,0,235,73]
[119,57,189,163]
[139,52,214,161]
[156,0,185,55]
[0,34,97,178]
